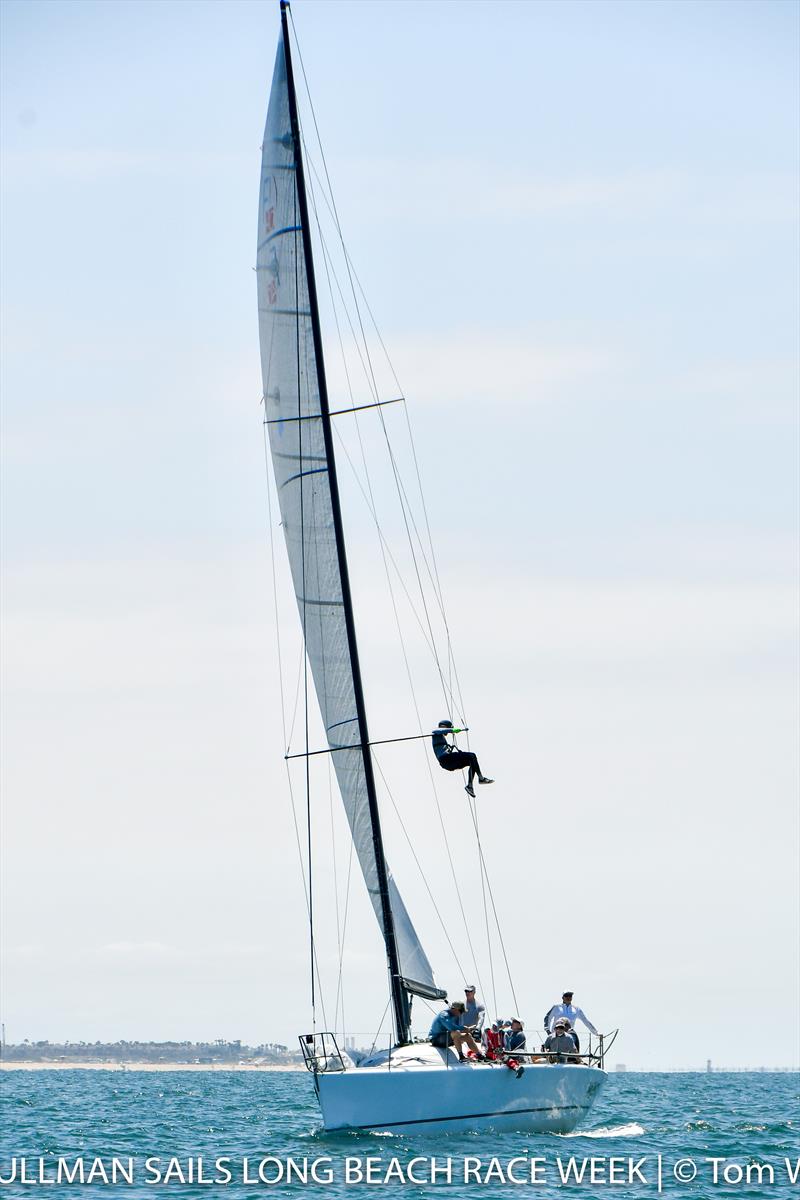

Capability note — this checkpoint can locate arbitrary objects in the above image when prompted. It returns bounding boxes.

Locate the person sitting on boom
[431,719,494,798]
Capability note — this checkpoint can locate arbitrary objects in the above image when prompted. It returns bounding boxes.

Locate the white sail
[257,37,442,1002]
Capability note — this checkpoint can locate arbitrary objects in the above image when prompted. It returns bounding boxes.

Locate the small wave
[562,1122,645,1139]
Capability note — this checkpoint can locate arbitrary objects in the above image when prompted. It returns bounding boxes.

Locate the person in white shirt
[543,991,598,1052]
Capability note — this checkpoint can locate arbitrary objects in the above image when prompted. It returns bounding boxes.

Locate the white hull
[315,1044,606,1133]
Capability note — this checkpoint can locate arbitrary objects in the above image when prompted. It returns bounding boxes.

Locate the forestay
[256,34,443,1003]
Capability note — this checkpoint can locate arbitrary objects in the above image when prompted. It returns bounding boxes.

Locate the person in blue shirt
[429,1001,484,1061]
[500,1018,526,1078]
[431,720,494,798]
[504,1018,526,1054]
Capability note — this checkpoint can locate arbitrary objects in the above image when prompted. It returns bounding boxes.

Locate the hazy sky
[1,0,798,1070]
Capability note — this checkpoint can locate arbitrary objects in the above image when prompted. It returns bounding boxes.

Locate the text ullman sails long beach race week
[1,1153,799,1188]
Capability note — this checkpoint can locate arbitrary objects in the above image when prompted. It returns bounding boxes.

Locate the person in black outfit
[431,719,494,798]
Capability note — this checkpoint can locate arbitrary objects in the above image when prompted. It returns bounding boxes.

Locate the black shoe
[515,1065,525,1078]
[478,776,494,785]
[465,783,475,798]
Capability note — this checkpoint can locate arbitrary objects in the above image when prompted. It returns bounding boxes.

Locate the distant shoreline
[3,1061,797,1074]
[0,1062,305,1072]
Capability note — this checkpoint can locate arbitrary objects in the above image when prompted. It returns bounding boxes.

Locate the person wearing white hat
[543,1017,579,1063]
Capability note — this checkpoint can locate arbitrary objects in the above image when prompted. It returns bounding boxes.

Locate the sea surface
[1,1069,797,1198]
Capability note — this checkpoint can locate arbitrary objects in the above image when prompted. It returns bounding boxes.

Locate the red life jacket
[485,1028,503,1059]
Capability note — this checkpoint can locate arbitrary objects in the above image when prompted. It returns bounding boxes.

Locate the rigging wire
[292,185,316,1030]
[260,211,332,1030]
[302,174,488,998]
[327,412,489,997]
[332,798,356,1038]
[261,422,331,1032]
[466,796,521,1019]
[289,18,465,729]
[367,999,391,1058]
[470,793,497,1019]
[294,125,399,1046]
[285,637,306,752]
[372,752,469,983]
[326,716,344,1034]
[285,8,521,1028]
[303,175,464,719]
[298,104,493,1005]
[300,131,487,996]
[302,149,469,726]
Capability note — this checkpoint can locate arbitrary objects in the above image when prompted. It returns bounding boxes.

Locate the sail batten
[257,30,444,1022]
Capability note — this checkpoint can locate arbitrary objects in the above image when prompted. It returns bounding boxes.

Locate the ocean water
[0,1069,797,1198]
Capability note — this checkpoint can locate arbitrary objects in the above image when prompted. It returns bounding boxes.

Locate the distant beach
[0,1061,304,1072]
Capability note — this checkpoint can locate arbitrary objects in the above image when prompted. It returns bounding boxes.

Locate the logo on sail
[266,247,280,306]
[262,175,278,236]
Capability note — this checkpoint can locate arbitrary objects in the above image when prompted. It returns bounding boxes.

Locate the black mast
[279,0,411,1046]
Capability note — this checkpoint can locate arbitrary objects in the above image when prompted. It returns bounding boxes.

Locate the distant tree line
[0,1039,301,1063]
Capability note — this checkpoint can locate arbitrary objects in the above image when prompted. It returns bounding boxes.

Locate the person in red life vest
[484,1020,505,1060]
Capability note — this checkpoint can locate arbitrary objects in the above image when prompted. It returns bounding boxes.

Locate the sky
[1,0,798,1070]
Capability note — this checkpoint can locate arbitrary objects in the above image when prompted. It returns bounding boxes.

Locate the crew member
[429,1002,484,1061]
[463,986,485,1035]
[543,990,598,1051]
[432,720,494,798]
[484,1020,504,1060]
[504,1018,526,1054]
[543,1017,579,1064]
[502,1018,526,1078]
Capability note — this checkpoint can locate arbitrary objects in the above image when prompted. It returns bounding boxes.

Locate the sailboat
[257,1,608,1133]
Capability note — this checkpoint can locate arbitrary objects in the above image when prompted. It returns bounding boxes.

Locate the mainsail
[257,22,444,1018]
